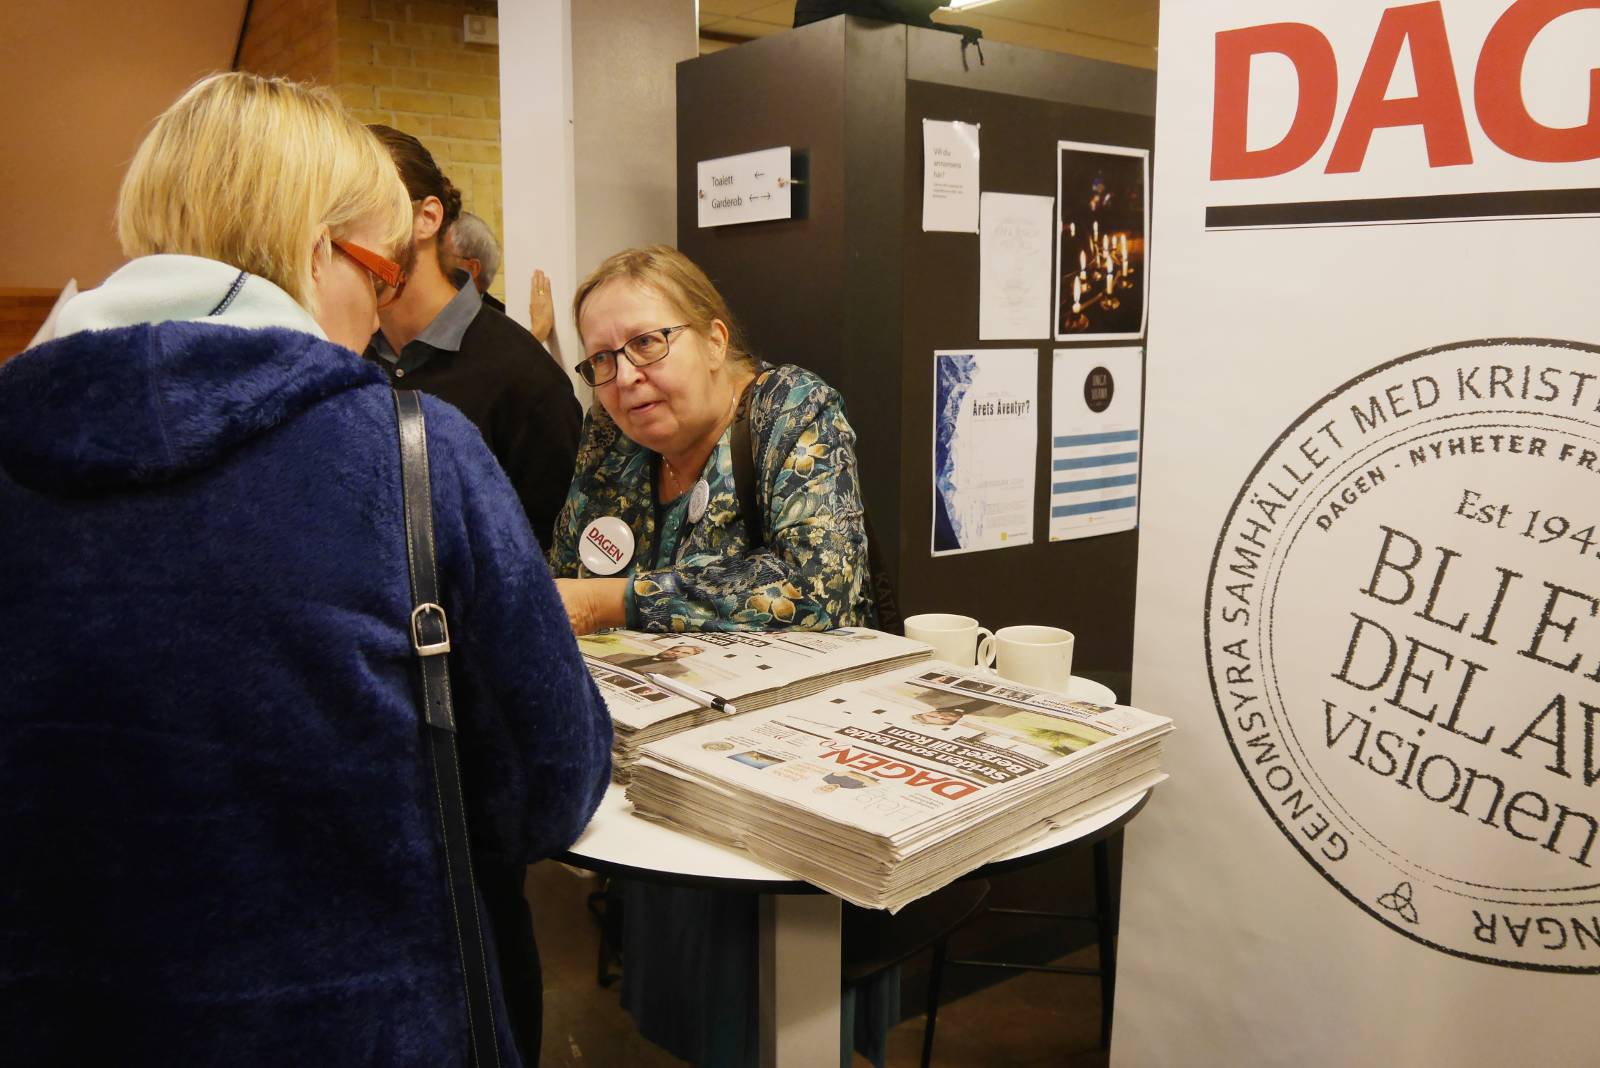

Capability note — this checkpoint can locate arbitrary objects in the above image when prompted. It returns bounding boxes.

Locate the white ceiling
[698,0,1157,67]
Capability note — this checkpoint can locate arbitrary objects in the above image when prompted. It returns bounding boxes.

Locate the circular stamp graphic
[1084,366,1115,413]
[1206,338,1600,973]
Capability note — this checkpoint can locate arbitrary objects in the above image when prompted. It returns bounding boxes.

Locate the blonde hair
[573,245,753,367]
[116,71,413,313]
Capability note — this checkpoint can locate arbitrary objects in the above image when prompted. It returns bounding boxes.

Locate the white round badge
[687,479,711,524]
[578,516,635,576]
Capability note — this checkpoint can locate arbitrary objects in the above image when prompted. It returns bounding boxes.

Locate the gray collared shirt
[369,273,483,378]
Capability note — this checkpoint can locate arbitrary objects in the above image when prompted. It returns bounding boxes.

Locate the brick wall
[236,0,337,84]
[335,0,505,300]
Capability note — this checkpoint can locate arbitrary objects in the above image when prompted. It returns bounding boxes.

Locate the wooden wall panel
[0,289,60,364]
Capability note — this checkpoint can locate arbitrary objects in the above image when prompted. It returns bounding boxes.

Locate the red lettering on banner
[1325,3,1472,173]
[1212,22,1338,180]
[1476,0,1600,163]
[1212,0,1600,182]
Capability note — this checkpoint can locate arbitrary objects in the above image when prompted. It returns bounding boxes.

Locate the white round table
[563,673,1121,888]
[559,674,1138,1067]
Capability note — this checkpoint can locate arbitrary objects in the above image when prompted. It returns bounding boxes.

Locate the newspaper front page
[629,662,1172,908]
[578,627,932,777]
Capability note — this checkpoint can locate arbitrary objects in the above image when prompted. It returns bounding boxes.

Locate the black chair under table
[933,832,1122,1053]
[841,878,992,1068]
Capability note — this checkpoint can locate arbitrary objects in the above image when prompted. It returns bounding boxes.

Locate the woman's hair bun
[440,181,463,227]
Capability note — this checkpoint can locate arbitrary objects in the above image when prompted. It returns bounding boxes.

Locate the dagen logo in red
[1206,1,1600,228]
[585,525,626,565]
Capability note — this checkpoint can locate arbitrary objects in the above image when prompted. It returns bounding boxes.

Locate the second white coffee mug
[903,613,996,669]
[994,625,1075,692]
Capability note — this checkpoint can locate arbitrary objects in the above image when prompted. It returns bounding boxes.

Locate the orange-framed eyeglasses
[331,238,408,309]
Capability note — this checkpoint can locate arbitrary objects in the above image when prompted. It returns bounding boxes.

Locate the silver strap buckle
[411,603,452,657]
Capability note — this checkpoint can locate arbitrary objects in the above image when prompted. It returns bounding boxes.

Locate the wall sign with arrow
[696,146,800,228]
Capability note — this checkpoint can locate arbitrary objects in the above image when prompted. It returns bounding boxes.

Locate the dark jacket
[0,313,610,1066]
[376,302,581,550]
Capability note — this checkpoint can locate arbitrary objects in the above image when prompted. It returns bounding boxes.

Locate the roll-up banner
[1118,2,1600,1064]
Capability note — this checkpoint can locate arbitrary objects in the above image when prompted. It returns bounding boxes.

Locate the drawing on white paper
[980,192,1053,340]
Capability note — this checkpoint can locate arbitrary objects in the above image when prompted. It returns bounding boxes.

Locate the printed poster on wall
[1049,347,1141,540]
[979,192,1054,340]
[921,119,981,233]
[1117,3,1600,1066]
[932,348,1036,556]
[1055,140,1149,341]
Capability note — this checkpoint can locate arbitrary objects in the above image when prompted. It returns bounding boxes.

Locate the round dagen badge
[578,516,635,576]
[688,479,711,524]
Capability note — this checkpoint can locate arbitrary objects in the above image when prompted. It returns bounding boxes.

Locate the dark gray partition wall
[676,16,1155,692]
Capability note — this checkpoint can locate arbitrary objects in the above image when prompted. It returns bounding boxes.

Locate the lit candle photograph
[1056,139,1149,340]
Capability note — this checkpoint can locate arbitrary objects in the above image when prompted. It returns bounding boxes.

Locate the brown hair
[367,124,462,234]
[573,245,753,367]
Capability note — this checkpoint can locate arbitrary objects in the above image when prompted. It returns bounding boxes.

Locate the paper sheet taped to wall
[979,192,1054,340]
[921,120,980,233]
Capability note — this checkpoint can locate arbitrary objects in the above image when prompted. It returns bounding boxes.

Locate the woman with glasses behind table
[0,73,610,1067]
[550,246,889,1067]
[551,245,871,635]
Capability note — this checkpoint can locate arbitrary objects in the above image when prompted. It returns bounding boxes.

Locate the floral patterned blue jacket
[551,363,872,632]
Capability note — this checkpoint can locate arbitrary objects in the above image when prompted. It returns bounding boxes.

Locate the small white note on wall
[921,119,980,233]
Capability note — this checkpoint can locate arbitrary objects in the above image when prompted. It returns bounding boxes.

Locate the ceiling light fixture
[944,0,1004,9]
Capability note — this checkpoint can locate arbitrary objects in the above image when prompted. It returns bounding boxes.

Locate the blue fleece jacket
[0,269,610,1066]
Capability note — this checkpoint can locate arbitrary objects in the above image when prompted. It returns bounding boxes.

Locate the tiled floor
[530,861,1111,1068]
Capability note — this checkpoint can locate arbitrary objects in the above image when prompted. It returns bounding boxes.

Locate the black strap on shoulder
[730,372,768,548]
[393,389,503,1068]
[727,372,903,633]
[862,511,902,635]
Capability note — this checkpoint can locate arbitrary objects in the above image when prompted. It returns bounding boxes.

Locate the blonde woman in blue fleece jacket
[0,72,609,1067]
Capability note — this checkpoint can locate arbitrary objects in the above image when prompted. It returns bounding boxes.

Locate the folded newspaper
[577,627,933,780]
[626,661,1172,910]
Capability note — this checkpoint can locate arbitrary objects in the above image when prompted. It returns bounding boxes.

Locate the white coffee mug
[904,613,996,669]
[994,625,1075,692]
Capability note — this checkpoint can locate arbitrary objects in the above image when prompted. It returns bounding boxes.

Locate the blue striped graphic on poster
[1117,2,1600,1064]
[1050,346,1143,540]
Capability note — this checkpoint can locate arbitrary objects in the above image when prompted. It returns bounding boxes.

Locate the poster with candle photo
[1054,141,1149,342]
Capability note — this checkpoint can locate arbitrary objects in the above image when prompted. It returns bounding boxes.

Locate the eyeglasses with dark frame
[331,238,408,309]
[577,324,692,387]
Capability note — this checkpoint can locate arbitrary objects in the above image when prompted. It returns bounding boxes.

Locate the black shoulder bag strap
[729,374,903,634]
[393,389,503,1068]
[730,372,767,548]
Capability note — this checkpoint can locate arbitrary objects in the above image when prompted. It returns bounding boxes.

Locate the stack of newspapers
[625,661,1172,910]
[576,627,933,780]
